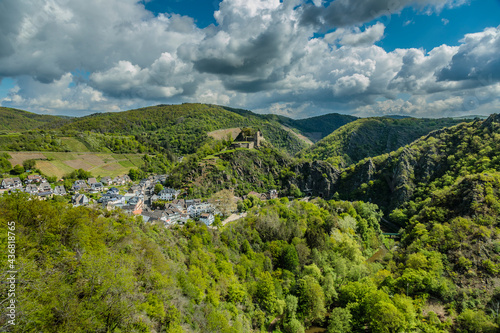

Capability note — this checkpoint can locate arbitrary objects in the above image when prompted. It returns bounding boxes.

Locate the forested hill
[330,115,500,325]
[333,114,500,214]
[259,112,358,141]
[0,107,70,131]
[195,105,357,142]
[290,113,358,141]
[47,104,308,155]
[44,104,360,154]
[298,117,467,168]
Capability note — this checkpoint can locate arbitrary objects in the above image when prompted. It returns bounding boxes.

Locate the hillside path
[222,213,247,225]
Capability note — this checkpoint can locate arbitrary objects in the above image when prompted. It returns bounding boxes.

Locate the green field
[4,151,144,178]
[60,137,90,152]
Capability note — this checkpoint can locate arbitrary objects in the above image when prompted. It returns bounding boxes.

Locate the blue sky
[0,0,499,118]
[376,0,500,51]
[145,0,222,28]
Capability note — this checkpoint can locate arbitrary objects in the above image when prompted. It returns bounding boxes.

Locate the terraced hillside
[4,151,143,178]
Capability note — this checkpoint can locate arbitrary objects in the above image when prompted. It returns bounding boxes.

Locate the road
[222,212,247,225]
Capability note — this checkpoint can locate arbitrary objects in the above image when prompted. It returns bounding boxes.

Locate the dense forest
[165,144,293,198]
[1,190,499,332]
[0,107,70,132]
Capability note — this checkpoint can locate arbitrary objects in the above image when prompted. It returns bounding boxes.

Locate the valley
[0,104,499,333]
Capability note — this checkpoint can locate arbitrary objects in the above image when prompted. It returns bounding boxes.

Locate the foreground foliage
[2,192,497,332]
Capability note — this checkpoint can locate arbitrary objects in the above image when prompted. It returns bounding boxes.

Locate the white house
[164,207,182,225]
[101,176,112,185]
[1,177,22,189]
[38,182,52,193]
[26,174,43,184]
[158,188,180,201]
[200,213,215,226]
[72,194,89,206]
[72,180,88,192]
[25,184,39,195]
[187,202,214,218]
[53,185,67,196]
[90,182,104,193]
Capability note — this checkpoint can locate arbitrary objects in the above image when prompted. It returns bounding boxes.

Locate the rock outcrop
[286,160,341,198]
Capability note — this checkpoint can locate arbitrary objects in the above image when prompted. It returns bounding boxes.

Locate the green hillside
[299,117,467,167]
[0,131,150,154]
[4,151,144,178]
[52,104,308,155]
[0,107,69,131]
[334,114,500,213]
[0,191,403,333]
[0,104,360,158]
[289,113,358,141]
[241,111,358,142]
[166,145,293,197]
[398,172,500,289]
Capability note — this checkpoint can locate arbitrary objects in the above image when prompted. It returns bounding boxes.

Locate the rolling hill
[287,113,358,141]
[332,114,500,213]
[0,107,70,131]
[50,104,310,155]
[298,117,468,167]
[47,104,361,154]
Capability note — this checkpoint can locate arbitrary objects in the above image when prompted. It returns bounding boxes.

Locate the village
[0,173,279,227]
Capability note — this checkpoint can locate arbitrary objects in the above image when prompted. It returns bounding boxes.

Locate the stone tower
[254,130,264,147]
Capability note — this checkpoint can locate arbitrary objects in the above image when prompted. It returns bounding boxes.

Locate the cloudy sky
[0,0,499,118]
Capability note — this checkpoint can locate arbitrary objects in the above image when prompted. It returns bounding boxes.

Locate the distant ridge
[298,116,469,167]
[0,107,70,131]
[382,115,412,119]
[41,103,361,154]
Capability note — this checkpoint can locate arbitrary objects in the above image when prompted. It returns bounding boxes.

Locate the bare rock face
[480,113,500,129]
[286,160,341,198]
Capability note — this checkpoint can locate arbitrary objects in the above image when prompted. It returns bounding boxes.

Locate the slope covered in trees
[205,106,357,141]
[298,117,467,167]
[257,112,358,142]
[289,113,358,141]
[166,144,293,198]
[0,192,401,332]
[50,104,308,155]
[2,106,500,332]
[334,114,500,213]
[3,189,498,332]
[0,107,70,131]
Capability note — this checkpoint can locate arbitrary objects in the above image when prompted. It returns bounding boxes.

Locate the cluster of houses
[71,175,132,193]
[0,173,136,202]
[1,175,67,198]
[141,198,218,226]
[2,172,280,228]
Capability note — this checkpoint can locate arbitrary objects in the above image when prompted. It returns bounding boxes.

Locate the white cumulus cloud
[0,0,498,119]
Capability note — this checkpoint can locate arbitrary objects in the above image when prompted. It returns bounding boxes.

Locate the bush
[456,309,498,333]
